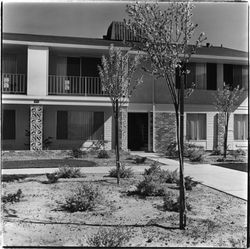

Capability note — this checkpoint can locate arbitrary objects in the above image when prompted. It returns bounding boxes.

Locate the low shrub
[97,150,110,159]
[166,142,204,159]
[136,176,167,196]
[2,189,23,203]
[87,227,130,247]
[163,192,192,212]
[210,148,221,156]
[163,191,179,211]
[46,173,59,183]
[144,163,178,184]
[189,149,205,162]
[61,184,101,212]
[57,165,82,178]
[109,165,134,178]
[176,176,200,190]
[72,148,87,158]
[230,149,246,160]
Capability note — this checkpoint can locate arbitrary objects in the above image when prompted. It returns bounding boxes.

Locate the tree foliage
[98,44,143,109]
[213,84,244,158]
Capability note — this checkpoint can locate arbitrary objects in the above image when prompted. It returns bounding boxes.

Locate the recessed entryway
[128,113,148,151]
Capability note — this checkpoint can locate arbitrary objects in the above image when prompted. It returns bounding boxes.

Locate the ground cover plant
[60,183,101,212]
[109,165,134,178]
[56,165,83,178]
[2,172,247,247]
[87,227,131,247]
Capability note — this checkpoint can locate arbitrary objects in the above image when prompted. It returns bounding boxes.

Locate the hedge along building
[2,22,248,152]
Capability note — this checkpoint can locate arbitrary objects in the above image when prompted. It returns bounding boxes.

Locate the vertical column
[30,105,43,151]
[27,46,49,96]
[119,107,128,151]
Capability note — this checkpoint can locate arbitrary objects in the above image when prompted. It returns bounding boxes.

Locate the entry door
[128,113,148,151]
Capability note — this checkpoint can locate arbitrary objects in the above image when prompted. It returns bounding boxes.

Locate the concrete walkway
[2,152,248,200]
[130,152,248,201]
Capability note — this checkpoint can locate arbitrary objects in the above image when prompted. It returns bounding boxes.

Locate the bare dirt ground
[2,173,247,247]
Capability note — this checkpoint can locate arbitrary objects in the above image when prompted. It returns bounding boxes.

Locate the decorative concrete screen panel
[30,105,43,151]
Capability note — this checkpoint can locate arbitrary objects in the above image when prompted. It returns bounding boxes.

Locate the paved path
[131,152,248,201]
[2,152,247,200]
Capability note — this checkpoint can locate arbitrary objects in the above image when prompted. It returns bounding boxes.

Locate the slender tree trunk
[115,99,121,185]
[223,113,229,159]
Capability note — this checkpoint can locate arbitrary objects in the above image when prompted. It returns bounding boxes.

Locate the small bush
[87,227,130,247]
[230,149,246,160]
[144,163,178,184]
[210,149,221,156]
[163,191,179,211]
[98,150,110,159]
[189,149,205,162]
[176,176,200,190]
[72,148,87,158]
[163,192,192,212]
[2,189,23,203]
[166,142,204,158]
[136,176,167,196]
[61,184,101,212]
[109,165,134,178]
[57,165,82,178]
[46,173,59,183]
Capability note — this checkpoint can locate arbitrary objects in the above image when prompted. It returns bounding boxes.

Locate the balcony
[48,75,106,96]
[2,73,27,94]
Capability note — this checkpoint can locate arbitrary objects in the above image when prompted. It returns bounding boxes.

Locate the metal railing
[2,73,27,94]
[48,75,106,96]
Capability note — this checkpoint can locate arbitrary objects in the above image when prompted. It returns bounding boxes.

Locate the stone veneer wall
[155,112,176,153]
[217,112,226,152]
[119,108,128,151]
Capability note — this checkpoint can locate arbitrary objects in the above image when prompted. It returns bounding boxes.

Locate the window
[2,110,16,139]
[186,113,206,140]
[2,54,17,73]
[56,111,104,140]
[196,63,207,89]
[206,63,217,90]
[234,114,248,140]
[223,64,244,89]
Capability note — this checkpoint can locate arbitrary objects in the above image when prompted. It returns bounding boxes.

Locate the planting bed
[2,173,247,247]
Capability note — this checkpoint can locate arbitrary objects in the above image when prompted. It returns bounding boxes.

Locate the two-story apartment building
[2,22,248,152]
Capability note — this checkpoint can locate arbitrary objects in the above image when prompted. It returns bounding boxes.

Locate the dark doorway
[128,113,148,151]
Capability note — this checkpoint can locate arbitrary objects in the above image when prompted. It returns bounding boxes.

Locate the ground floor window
[2,109,16,139]
[186,113,206,140]
[57,111,104,140]
[234,114,248,140]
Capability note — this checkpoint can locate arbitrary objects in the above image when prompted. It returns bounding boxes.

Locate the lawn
[2,150,155,169]
[212,162,247,173]
[2,171,247,247]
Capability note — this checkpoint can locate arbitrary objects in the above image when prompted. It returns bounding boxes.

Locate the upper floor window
[49,56,101,77]
[2,54,17,73]
[223,64,247,89]
[186,113,206,140]
[234,114,248,140]
[176,62,217,90]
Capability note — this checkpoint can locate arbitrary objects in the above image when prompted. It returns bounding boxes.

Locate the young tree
[98,44,142,185]
[125,1,206,229]
[213,84,244,159]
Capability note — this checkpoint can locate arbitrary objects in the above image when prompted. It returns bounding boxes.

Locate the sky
[3,1,249,51]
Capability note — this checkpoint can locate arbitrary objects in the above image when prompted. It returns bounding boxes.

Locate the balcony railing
[48,75,106,96]
[2,73,27,94]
